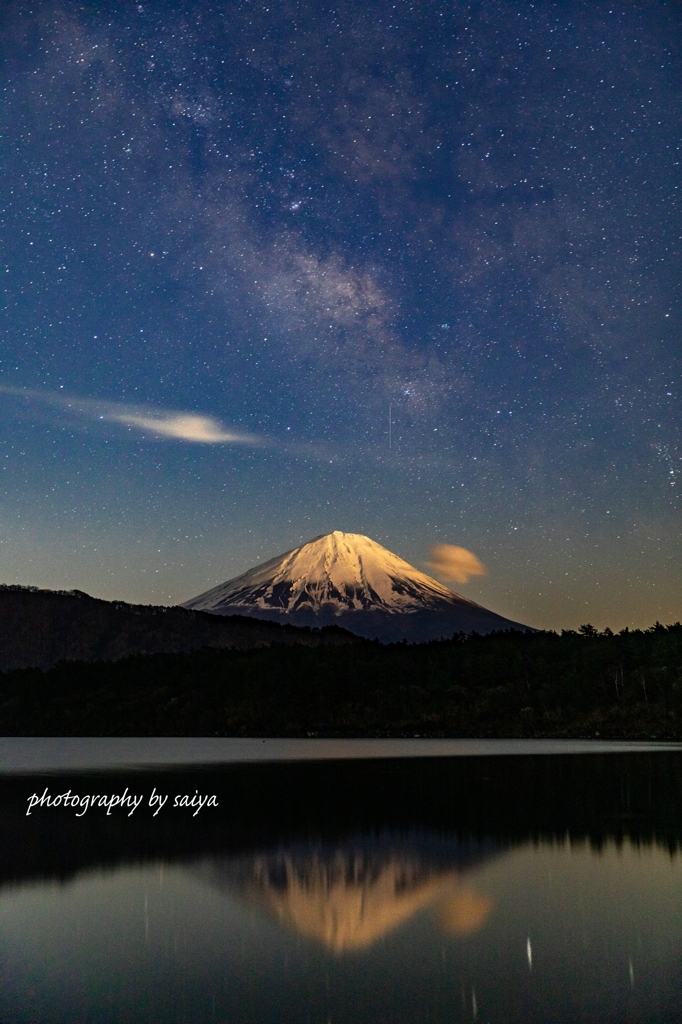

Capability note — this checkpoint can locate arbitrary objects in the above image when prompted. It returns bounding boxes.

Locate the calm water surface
[1,743,681,1023]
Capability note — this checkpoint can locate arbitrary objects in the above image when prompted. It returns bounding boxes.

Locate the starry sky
[1,0,679,630]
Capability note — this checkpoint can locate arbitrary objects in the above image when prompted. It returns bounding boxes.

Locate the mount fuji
[182,531,532,642]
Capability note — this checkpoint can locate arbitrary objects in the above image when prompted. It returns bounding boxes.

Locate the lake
[1,739,681,1023]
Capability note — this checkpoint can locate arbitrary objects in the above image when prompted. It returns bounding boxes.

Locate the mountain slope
[0,585,358,672]
[183,531,532,641]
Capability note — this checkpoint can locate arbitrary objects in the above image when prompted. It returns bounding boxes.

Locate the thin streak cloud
[0,386,258,445]
[106,412,249,443]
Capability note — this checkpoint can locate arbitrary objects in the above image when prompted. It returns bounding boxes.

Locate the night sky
[1,0,679,630]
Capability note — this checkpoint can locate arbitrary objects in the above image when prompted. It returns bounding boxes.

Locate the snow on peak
[183,530,479,617]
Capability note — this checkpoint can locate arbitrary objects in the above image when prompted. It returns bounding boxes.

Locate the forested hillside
[0,585,358,671]
[1,623,680,737]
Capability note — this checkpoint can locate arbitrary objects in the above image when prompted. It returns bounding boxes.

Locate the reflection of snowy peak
[183,531,531,641]
[194,835,502,952]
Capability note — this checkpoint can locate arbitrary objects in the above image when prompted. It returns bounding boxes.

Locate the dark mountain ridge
[0,585,359,672]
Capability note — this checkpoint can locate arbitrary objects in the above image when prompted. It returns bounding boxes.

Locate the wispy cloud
[0,386,257,445]
[105,411,249,443]
[426,544,487,584]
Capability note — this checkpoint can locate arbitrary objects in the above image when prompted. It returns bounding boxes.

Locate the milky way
[1,0,679,628]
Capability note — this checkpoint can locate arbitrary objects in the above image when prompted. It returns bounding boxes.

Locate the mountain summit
[182,531,531,642]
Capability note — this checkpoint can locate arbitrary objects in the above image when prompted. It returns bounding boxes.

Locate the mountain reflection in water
[2,752,682,1024]
[195,835,499,951]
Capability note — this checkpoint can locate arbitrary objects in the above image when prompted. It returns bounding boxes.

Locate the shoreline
[2,736,681,774]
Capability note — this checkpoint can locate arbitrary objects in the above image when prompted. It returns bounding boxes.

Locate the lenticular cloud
[425,545,487,584]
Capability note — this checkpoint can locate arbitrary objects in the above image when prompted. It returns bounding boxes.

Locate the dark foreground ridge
[0,585,359,671]
[1,622,680,738]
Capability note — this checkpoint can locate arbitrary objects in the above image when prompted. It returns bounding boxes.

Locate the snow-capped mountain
[182,531,531,642]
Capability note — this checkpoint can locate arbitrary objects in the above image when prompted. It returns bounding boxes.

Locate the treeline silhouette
[1,622,680,737]
[0,584,357,671]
